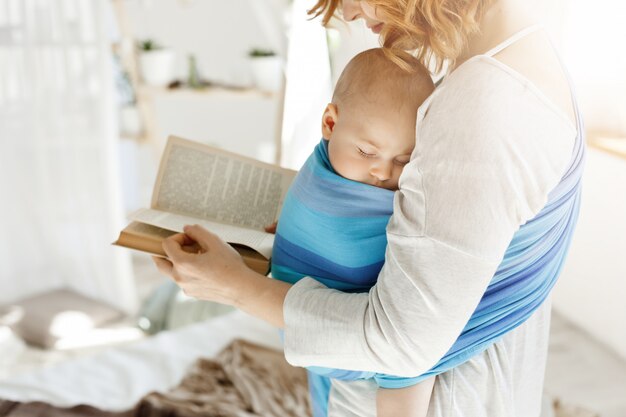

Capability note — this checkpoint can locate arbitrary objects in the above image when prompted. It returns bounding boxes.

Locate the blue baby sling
[272,105,584,414]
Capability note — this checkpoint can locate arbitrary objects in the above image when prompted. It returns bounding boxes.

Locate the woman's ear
[321,103,338,139]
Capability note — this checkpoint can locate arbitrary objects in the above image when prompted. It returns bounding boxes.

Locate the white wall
[559,0,626,137]
[150,91,279,162]
[553,148,626,360]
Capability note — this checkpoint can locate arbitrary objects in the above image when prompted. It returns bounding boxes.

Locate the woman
[154,0,584,415]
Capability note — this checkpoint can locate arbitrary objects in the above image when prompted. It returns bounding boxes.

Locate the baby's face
[324,102,416,191]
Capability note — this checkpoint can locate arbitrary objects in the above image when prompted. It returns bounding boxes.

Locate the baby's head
[322,48,434,190]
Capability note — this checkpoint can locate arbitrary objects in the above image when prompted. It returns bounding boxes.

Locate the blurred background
[0,0,624,416]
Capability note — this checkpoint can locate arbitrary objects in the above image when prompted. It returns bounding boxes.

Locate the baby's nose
[370,162,393,182]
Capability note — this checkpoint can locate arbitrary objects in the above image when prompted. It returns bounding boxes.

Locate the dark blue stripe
[272,233,383,287]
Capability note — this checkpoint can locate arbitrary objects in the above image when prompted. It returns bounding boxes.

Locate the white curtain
[280,0,333,169]
[0,0,136,312]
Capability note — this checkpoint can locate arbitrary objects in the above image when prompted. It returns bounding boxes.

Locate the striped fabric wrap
[272,139,394,293]
[272,123,584,411]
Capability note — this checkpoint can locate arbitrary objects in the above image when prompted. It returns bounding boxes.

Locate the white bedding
[0,310,281,411]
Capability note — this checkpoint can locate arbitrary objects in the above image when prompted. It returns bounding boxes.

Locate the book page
[123,221,176,240]
[130,208,275,259]
[152,136,296,231]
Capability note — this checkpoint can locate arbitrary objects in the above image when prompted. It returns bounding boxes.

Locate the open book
[114,136,297,275]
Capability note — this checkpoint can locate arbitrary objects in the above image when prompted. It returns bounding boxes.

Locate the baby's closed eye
[357,147,376,158]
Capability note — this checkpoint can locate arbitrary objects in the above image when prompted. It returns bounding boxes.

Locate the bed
[0,311,285,412]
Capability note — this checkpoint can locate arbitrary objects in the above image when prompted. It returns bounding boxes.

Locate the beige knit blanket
[136,339,311,417]
[0,339,311,417]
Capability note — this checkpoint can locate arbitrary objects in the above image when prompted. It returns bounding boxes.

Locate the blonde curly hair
[308,0,495,72]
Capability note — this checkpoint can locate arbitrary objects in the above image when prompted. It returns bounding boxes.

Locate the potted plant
[248,48,283,92]
[137,39,176,87]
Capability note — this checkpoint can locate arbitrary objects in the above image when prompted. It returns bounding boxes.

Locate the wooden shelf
[110,0,286,164]
[137,85,279,99]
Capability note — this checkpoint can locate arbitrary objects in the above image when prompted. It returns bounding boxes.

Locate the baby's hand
[264,222,278,234]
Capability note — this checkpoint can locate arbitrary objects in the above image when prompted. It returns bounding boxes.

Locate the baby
[271,48,435,417]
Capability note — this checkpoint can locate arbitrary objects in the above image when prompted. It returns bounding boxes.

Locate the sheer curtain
[280,0,332,169]
[0,0,136,312]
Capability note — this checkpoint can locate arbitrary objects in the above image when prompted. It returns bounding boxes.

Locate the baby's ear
[321,103,338,139]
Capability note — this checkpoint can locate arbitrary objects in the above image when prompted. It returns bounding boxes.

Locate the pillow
[0,288,123,349]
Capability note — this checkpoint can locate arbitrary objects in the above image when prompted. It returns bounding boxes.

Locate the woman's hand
[153,224,255,305]
[152,224,291,327]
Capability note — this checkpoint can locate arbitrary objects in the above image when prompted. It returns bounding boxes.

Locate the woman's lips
[370,23,384,34]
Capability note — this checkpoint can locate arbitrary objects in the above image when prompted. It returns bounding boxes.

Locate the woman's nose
[341,0,362,22]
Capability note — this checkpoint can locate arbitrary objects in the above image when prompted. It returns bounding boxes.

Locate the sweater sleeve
[282,59,574,377]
